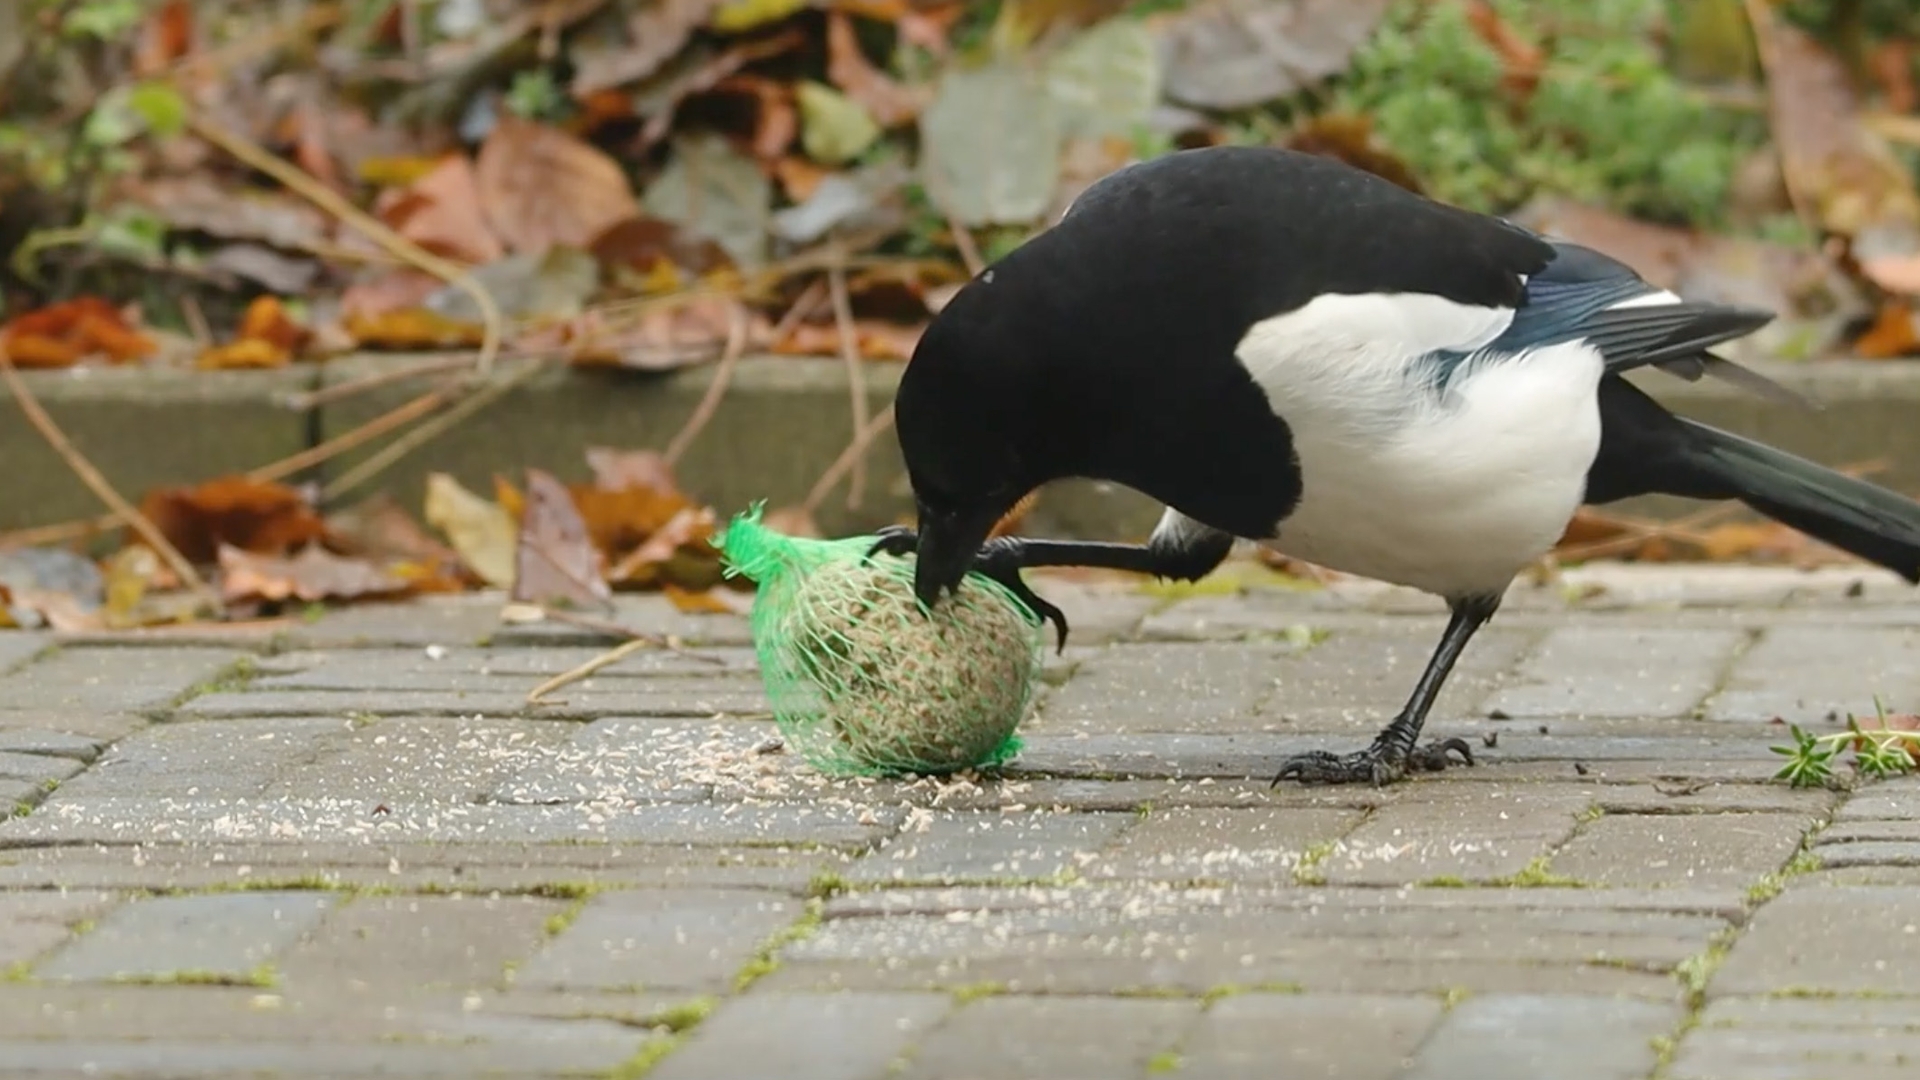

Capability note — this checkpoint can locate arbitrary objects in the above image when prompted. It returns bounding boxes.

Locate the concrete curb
[4,355,1919,539]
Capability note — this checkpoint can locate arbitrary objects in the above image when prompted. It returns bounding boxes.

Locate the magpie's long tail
[1590,378,1920,583]
[1678,421,1920,583]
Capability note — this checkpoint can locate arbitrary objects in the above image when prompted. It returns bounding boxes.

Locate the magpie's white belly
[1240,326,1607,598]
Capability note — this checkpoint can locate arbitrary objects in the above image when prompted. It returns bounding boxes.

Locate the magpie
[868,145,1920,787]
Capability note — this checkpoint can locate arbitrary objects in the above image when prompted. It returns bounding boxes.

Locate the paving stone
[45,716,347,801]
[35,891,336,982]
[1673,996,1920,1080]
[0,777,42,808]
[1010,733,1342,781]
[0,645,251,714]
[898,995,1199,1080]
[1257,626,1537,728]
[1713,886,1920,996]
[492,594,751,646]
[848,810,1135,885]
[1801,841,1920,869]
[514,887,799,993]
[1400,994,1678,1080]
[1704,625,1920,723]
[1089,806,1365,883]
[0,840,833,894]
[0,631,48,673]
[1319,787,1591,886]
[1032,642,1303,732]
[788,885,1729,995]
[1038,582,1159,644]
[0,708,147,742]
[251,644,759,690]
[488,718,790,805]
[258,714,578,804]
[274,893,567,996]
[1549,812,1817,889]
[1592,781,1837,816]
[285,593,512,648]
[647,991,952,1080]
[0,750,85,786]
[0,728,109,761]
[0,1028,647,1078]
[1176,992,1441,1080]
[1478,627,1745,719]
[3,795,903,847]
[0,891,117,971]
[1833,776,1920,820]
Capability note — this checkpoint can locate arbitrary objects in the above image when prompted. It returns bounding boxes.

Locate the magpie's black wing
[1471,241,1814,408]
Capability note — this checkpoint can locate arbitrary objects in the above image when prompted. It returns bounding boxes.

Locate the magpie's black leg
[864,528,1234,653]
[1271,593,1500,787]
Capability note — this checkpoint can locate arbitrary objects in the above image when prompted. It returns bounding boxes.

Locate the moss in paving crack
[604,1034,685,1080]
[950,980,1007,1004]
[1147,1050,1183,1074]
[1493,856,1588,889]
[1418,875,1470,888]
[1577,804,1606,823]
[1200,981,1304,1006]
[544,897,591,937]
[2,961,32,982]
[114,964,278,988]
[166,656,261,710]
[1746,849,1823,906]
[525,881,601,902]
[733,901,823,992]
[1292,840,1338,886]
[645,996,717,1033]
[1436,986,1472,1011]
[805,871,848,900]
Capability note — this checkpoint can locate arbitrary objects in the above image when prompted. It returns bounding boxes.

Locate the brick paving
[2,562,1919,1078]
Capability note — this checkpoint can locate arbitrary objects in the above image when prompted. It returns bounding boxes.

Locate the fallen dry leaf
[1463,0,1544,98]
[571,0,719,95]
[127,175,334,253]
[511,468,614,610]
[826,11,925,126]
[610,505,717,583]
[140,476,332,565]
[1868,40,1917,114]
[134,0,193,76]
[2,296,158,367]
[1286,112,1423,194]
[585,447,680,494]
[197,296,311,369]
[218,543,413,606]
[374,155,506,265]
[424,473,519,589]
[1749,6,1920,250]
[326,493,468,567]
[589,215,735,290]
[1855,301,1920,358]
[664,582,738,614]
[772,318,923,361]
[1154,0,1394,110]
[475,115,641,256]
[557,298,738,370]
[345,308,486,350]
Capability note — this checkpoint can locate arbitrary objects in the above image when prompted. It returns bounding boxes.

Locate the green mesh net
[714,505,1046,778]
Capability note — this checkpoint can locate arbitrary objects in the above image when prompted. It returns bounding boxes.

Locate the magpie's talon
[864,525,918,563]
[1269,737,1475,788]
[863,528,1069,651]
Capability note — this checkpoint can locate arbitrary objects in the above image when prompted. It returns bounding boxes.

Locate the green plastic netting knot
[714,504,1044,778]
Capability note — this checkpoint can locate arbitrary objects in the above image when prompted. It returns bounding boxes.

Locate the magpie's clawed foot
[862,527,1070,651]
[1270,736,1475,788]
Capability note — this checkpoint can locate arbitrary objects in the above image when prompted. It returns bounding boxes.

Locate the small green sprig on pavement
[1772,700,1919,789]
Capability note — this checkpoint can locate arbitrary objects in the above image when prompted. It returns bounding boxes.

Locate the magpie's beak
[911,504,996,610]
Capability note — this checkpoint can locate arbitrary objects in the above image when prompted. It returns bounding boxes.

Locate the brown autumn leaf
[2,296,158,367]
[710,74,799,160]
[569,483,696,564]
[1855,302,1920,358]
[325,492,472,594]
[610,505,717,583]
[772,318,923,361]
[570,0,719,96]
[1868,40,1917,114]
[345,308,486,350]
[511,468,614,610]
[664,582,740,614]
[218,543,413,606]
[1285,112,1423,194]
[475,115,641,256]
[133,0,193,76]
[198,296,311,370]
[339,269,446,321]
[1748,7,1920,252]
[588,216,735,290]
[140,476,332,565]
[585,447,680,494]
[826,11,925,127]
[374,155,505,265]
[127,175,334,253]
[1463,0,1544,98]
[556,297,738,371]
[773,155,831,202]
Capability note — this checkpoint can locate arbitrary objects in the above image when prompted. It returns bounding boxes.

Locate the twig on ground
[0,345,222,615]
[525,636,655,705]
[255,381,465,484]
[664,301,750,467]
[803,404,895,517]
[185,115,506,377]
[826,254,872,509]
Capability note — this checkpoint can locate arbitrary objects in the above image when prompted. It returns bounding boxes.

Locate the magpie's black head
[893,279,1051,608]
